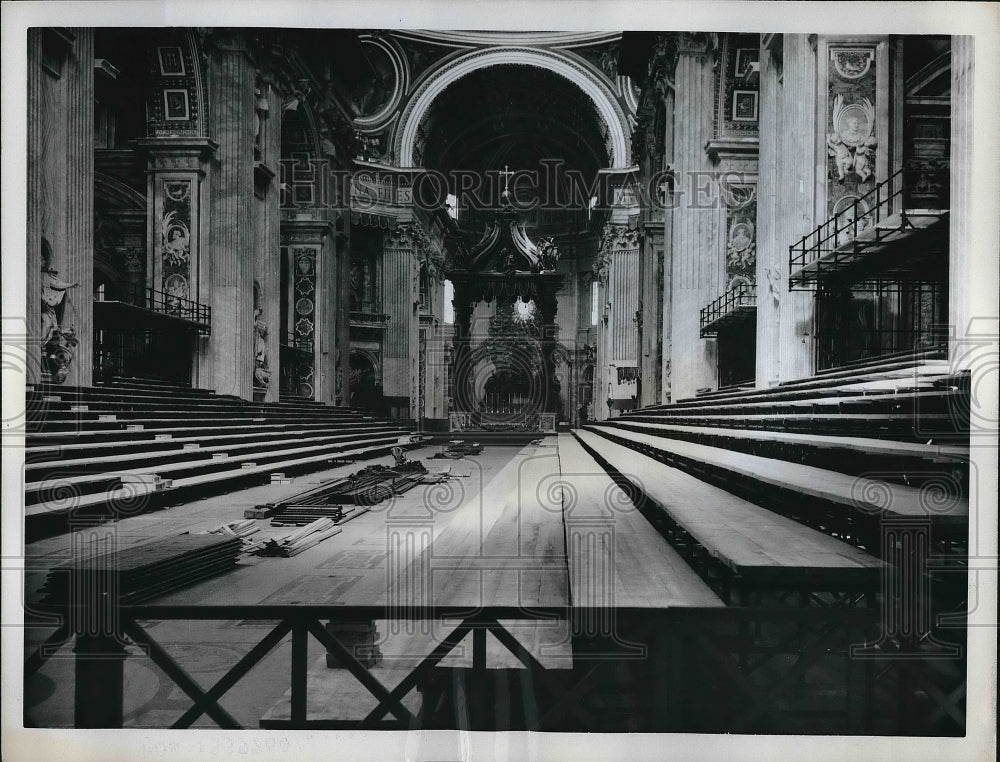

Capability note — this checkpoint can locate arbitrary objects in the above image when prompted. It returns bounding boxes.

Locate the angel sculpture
[535,236,560,272]
[827,133,854,182]
[829,95,877,182]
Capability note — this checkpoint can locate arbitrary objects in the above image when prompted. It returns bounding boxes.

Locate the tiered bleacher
[24,377,413,540]
[575,355,970,606]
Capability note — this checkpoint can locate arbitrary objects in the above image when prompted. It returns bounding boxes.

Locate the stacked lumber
[201,518,260,539]
[249,518,342,557]
[250,461,428,525]
[432,440,483,459]
[40,533,242,605]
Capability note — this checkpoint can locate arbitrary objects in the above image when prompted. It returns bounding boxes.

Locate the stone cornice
[282,218,332,244]
[135,136,218,171]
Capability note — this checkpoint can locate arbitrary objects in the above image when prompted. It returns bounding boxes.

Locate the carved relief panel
[822,41,888,220]
[723,184,758,290]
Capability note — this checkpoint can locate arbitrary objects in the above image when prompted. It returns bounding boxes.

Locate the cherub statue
[827,132,854,182]
[829,95,877,182]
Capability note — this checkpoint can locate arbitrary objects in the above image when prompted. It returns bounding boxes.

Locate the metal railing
[349,311,391,326]
[280,329,313,353]
[24,602,966,734]
[788,168,906,287]
[94,283,212,333]
[699,282,757,337]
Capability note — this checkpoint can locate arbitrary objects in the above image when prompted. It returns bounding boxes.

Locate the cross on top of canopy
[413,64,614,209]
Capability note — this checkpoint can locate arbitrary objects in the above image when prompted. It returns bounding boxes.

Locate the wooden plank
[24,441,403,517]
[594,421,969,461]
[585,426,968,521]
[557,434,722,608]
[574,429,884,584]
[26,429,405,471]
[401,445,569,610]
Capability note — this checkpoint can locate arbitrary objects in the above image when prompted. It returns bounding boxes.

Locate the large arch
[395,47,632,169]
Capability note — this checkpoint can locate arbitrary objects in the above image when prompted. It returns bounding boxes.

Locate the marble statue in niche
[40,241,79,384]
[254,306,270,389]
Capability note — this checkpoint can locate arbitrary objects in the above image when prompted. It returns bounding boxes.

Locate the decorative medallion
[164,274,189,308]
[828,95,877,183]
[295,297,314,315]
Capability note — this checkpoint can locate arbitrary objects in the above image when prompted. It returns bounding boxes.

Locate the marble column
[949,36,974,368]
[451,281,476,417]
[382,226,419,417]
[26,29,44,379]
[425,276,447,422]
[755,37,783,387]
[253,78,281,402]
[281,220,331,400]
[639,225,664,407]
[774,34,817,383]
[670,37,719,400]
[334,218,352,405]
[206,35,255,399]
[536,282,561,414]
[601,226,641,416]
[59,29,96,386]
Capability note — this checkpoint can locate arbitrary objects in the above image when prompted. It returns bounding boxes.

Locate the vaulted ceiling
[415,64,612,190]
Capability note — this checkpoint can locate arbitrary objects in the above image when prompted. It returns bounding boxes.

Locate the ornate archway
[395,47,632,169]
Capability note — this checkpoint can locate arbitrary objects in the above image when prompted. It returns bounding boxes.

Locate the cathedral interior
[11,25,996,748]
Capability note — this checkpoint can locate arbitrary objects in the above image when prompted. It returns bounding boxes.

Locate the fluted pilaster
[775,34,816,382]
[207,37,255,399]
[26,29,44,379]
[755,38,782,387]
[61,29,95,386]
[670,44,718,399]
[382,227,417,407]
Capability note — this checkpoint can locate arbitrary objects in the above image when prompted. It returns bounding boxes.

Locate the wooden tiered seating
[23,380,412,539]
[574,429,886,604]
[557,434,723,608]
[628,363,968,441]
[578,358,970,604]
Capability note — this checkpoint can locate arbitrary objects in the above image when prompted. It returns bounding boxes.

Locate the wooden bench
[583,426,968,525]
[593,420,969,462]
[25,439,405,520]
[557,434,723,608]
[574,430,885,603]
[620,411,964,440]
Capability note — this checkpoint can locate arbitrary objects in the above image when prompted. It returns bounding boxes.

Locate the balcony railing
[699,283,757,338]
[349,311,391,328]
[94,283,211,334]
[788,169,949,290]
[280,329,313,353]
